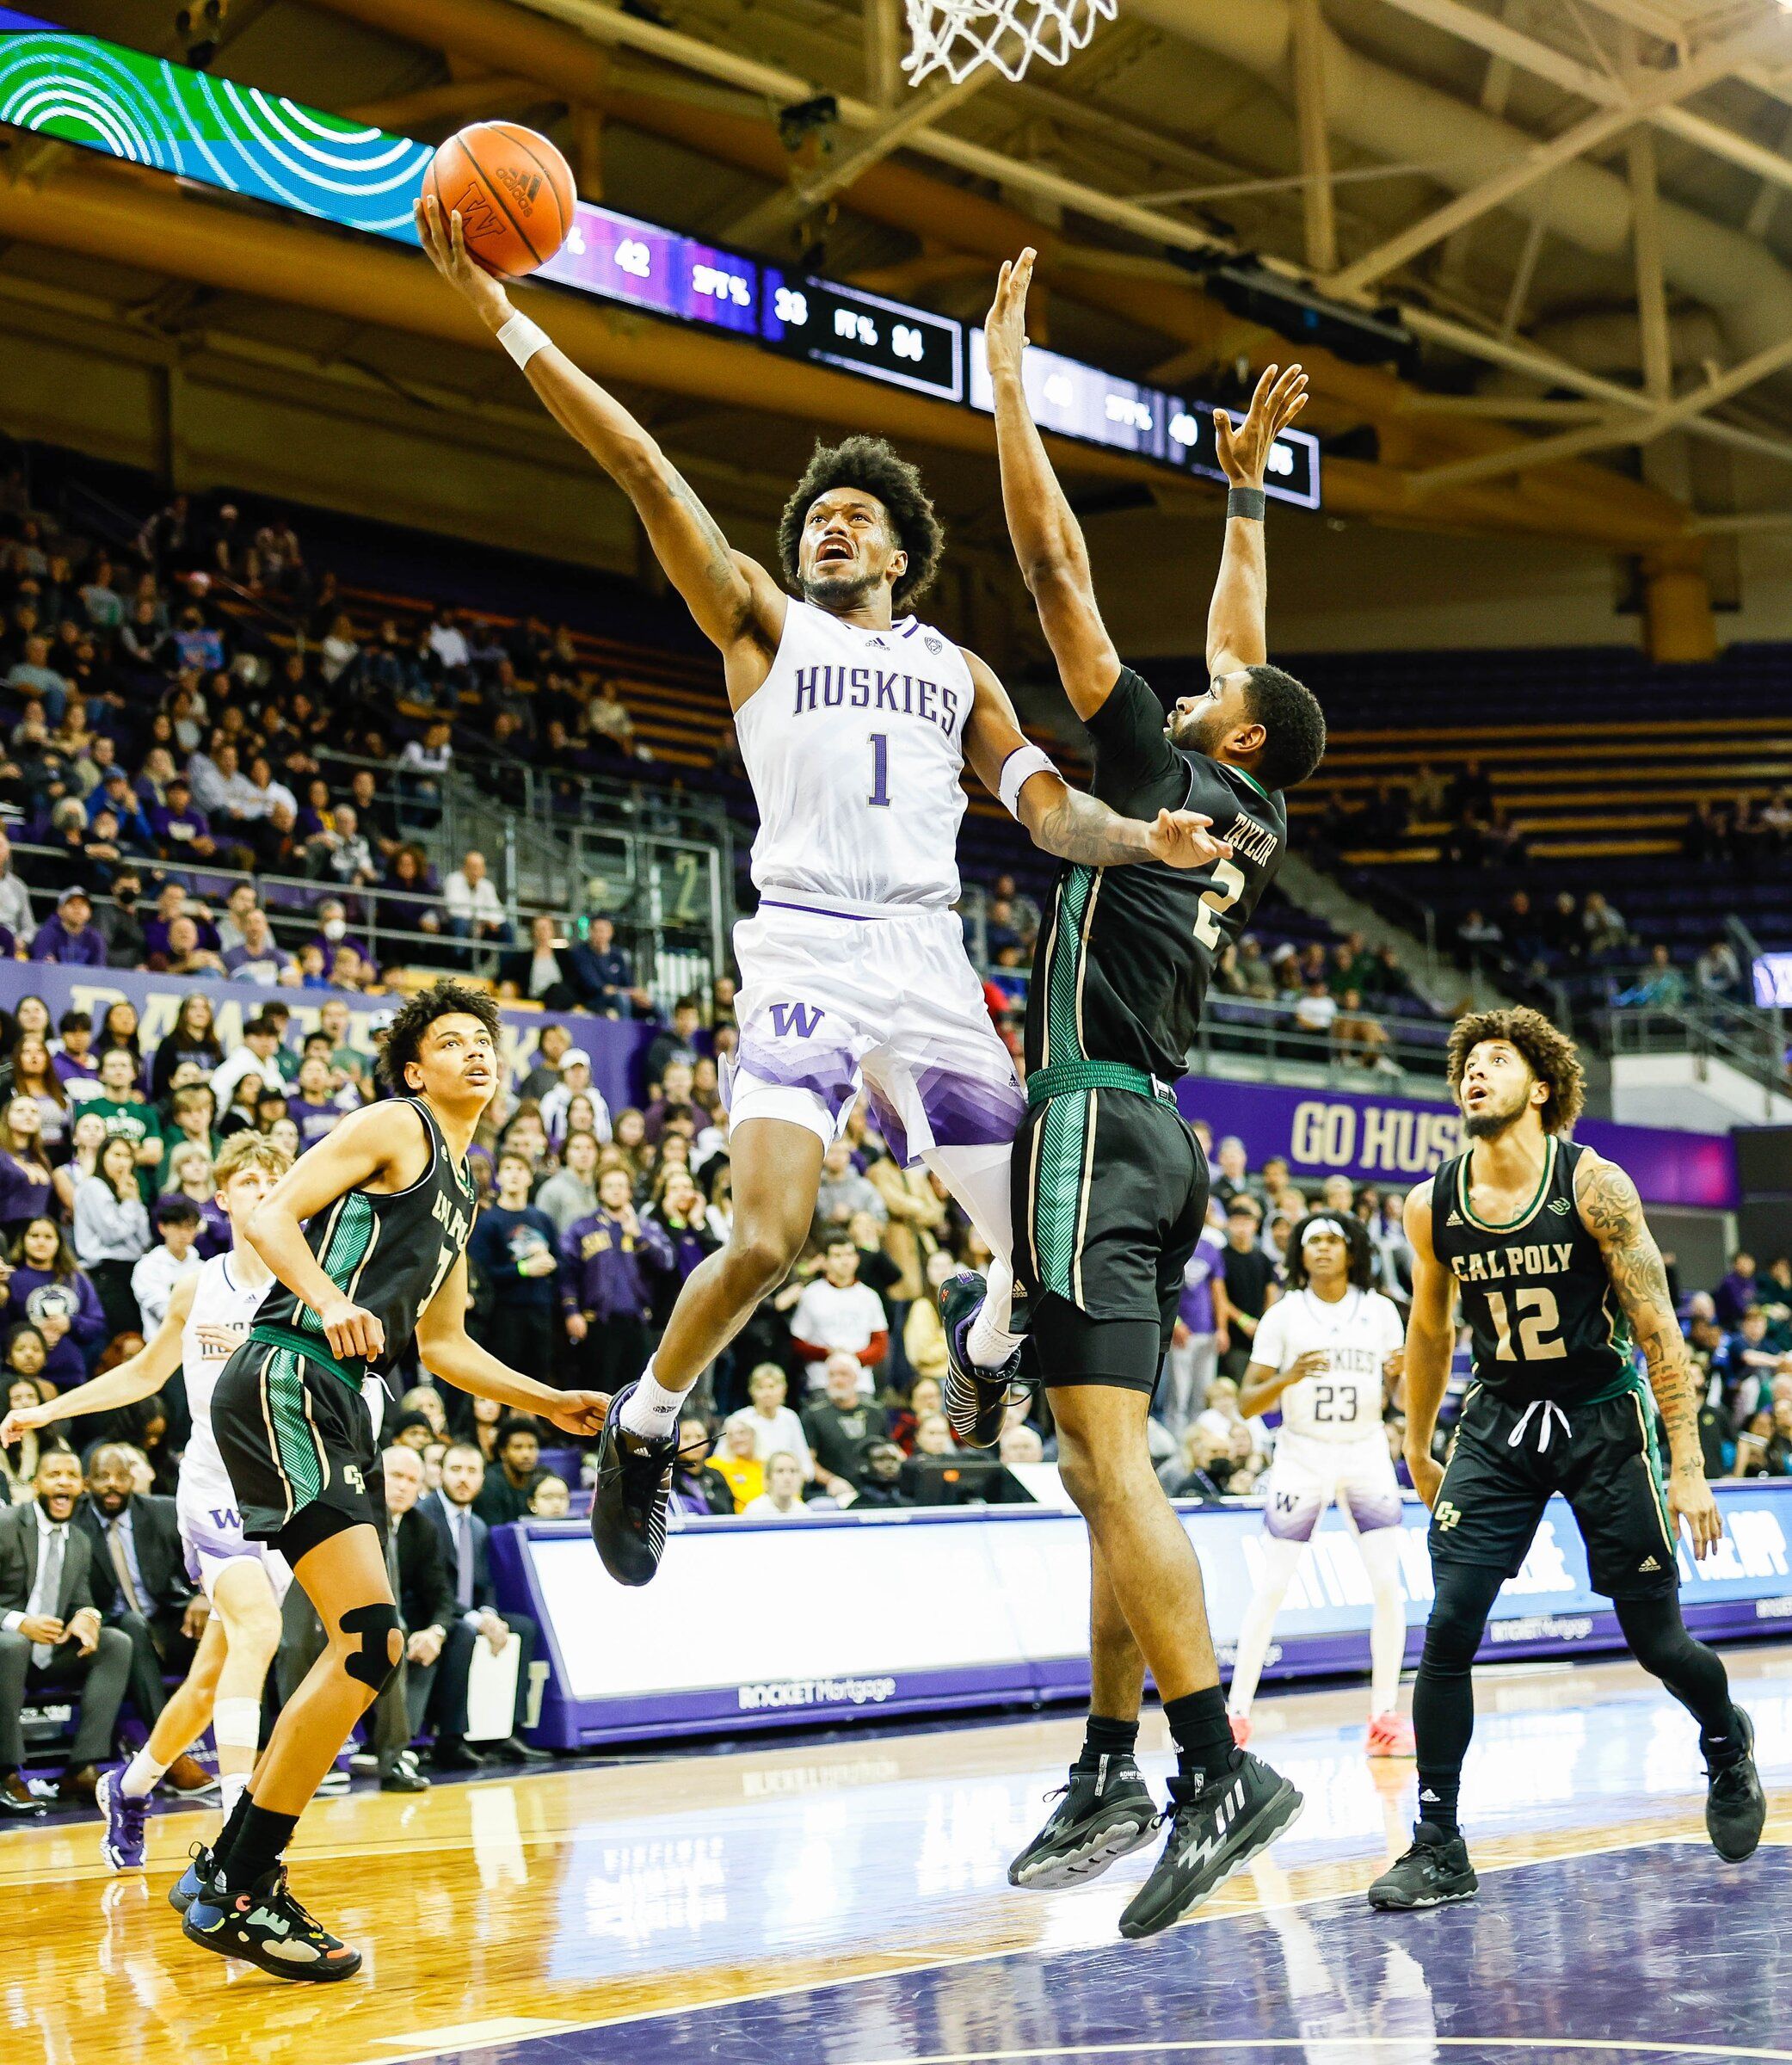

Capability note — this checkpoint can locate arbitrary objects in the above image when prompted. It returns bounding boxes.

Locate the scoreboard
[0,9,1319,506]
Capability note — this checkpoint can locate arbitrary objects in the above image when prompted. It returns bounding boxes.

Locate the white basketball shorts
[725,902,1026,1162]
[177,1453,293,1604]
[1262,1431,1405,1543]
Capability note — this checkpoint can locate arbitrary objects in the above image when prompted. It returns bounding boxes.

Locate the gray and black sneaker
[1705,1705,1766,1863]
[589,1380,677,1587]
[1008,1754,1159,1889]
[941,1270,1022,1450]
[1367,1821,1479,1910]
[182,1864,362,1981]
[1118,1753,1303,1940]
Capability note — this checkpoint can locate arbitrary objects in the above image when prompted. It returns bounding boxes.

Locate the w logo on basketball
[770,1002,824,1039]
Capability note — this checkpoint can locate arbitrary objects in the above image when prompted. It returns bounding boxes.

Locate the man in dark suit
[0,1444,132,1809]
[377,1443,457,1791]
[422,1443,544,1767]
[77,1444,214,1797]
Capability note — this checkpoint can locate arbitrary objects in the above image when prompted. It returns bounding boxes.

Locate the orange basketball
[424,121,577,280]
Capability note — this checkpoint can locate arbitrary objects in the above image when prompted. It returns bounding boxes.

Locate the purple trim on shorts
[914,1065,1027,1150]
[864,1085,908,1168]
[1263,1489,1321,1543]
[1344,1482,1405,1532]
[734,1041,860,1119]
[760,899,873,923]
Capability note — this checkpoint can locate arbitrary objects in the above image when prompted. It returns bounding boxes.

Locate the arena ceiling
[9,0,1792,594]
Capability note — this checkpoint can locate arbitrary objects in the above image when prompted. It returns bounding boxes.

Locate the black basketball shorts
[1013,1086,1208,1393]
[1429,1380,1680,1600]
[211,1333,384,1559]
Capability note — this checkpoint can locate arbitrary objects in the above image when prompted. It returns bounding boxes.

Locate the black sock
[220,1803,299,1891]
[1414,1770,1461,1836]
[1162,1686,1240,1786]
[1075,1714,1140,1769]
[1412,1560,1505,1843]
[211,1787,255,1873]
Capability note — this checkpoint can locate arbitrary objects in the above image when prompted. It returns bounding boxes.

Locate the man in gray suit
[0,1445,132,1810]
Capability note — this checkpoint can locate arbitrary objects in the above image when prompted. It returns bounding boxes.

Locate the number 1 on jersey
[868,733,890,809]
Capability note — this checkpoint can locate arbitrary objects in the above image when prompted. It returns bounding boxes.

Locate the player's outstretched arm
[0,1272,194,1444]
[1207,362,1308,677]
[985,250,1121,721]
[416,1252,607,1440]
[415,196,785,688]
[1578,1153,1722,1559]
[961,654,1233,870]
[1400,1181,1455,1510]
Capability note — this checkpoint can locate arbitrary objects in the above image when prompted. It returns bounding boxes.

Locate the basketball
[423,121,576,280]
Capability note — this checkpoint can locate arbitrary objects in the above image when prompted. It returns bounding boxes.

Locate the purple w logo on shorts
[769,1002,824,1039]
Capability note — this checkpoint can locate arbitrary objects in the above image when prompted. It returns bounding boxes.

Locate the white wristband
[496,311,551,371]
[998,743,1057,819]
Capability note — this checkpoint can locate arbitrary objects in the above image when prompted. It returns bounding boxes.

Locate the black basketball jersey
[255,1095,477,1378]
[1025,667,1288,1082]
[1432,1135,1636,1408]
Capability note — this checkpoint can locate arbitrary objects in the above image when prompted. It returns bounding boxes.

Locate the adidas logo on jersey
[866,635,888,648]
[1446,1211,1463,1227]
[1638,1556,1662,1573]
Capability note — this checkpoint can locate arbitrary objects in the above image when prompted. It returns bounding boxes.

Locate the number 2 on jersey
[1192,857,1247,950]
[1486,1286,1567,1360]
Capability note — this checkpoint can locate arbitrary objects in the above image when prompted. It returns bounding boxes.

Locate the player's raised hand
[1214,362,1309,490]
[0,1399,52,1446]
[414,192,513,330]
[317,1295,385,1365]
[984,248,1038,384]
[1145,809,1235,870]
[547,1390,610,1439]
[1671,1464,1723,1562]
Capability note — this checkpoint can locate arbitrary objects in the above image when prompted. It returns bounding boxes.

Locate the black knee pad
[1422,1562,1506,1675]
[339,1602,402,1692]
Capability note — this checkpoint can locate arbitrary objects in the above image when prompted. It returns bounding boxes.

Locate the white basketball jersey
[1253,1287,1404,1442]
[179,1252,267,1482]
[735,597,974,912]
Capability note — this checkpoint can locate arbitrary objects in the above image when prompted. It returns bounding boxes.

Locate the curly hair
[1447,1006,1586,1136]
[1283,1211,1375,1292]
[1245,665,1327,792]
[777,435,945,610]
[378,982,503,1094]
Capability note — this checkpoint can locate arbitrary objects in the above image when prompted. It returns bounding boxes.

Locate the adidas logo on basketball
[496,163,544,211]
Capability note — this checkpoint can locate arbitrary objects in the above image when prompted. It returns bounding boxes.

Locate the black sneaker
[589,1380,676,1587]
[1118,1752,1303,1940]
[1367,1821,1479,1910]
[1705,1705,1766,1863]
[169,1841,214,1914]
[182,1865,362,1981]
[941,1270,1021,1450]
[1008,1754,1159,1889]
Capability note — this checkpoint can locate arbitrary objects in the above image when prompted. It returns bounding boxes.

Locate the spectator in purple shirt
[147,774,218,860]
[562,1165,674,1396]
[29,886,107,967]
[222,906,298,986]
[3,1214,108,1384]
[1716,1253,1759,1330]
[1160,1217,1230,1443]
[51,1010,97,1096]
[0,1094,56,1236]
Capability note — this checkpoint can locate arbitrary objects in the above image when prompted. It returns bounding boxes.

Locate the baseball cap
[559,1048,592,1072]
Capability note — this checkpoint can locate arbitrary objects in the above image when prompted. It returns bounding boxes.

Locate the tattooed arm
[961,652,1235,869]
[1578,1151,1723,1559]
[416,195,785,700]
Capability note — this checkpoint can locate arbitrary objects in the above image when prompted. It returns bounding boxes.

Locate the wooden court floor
[6,1643,1789,2065]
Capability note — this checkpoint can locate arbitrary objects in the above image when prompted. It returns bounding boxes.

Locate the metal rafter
[1291,0,1339,274]
[1327,10,1792,297]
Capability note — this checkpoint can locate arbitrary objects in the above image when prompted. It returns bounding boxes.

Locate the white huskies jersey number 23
[735,598,975,913]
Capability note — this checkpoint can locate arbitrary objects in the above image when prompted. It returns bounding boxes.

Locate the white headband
[1300,1216,1350,1248]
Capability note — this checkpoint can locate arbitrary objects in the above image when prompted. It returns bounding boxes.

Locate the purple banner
[0,963,654,1115]
[1174,1075,1739,1210]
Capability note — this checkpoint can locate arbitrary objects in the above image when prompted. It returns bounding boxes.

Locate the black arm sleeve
[1080,667,1185,817]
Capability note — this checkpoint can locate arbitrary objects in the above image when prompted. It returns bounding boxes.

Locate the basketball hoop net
[902,0,1118,86]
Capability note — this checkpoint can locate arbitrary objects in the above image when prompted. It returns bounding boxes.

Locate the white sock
[619,1359,687,1442]
[219,1771,249,1824]
[120,1747,168,1800]
[966,1256,1023,1370]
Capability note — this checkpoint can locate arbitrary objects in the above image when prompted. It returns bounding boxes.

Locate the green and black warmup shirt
[1026,666,1289,1083]
[251,1094,477,1388]
[1432,1134,1637,1409]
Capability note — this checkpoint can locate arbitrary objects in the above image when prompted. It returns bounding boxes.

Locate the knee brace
[338,1602,403,1692]
[1421,1562,1506,1677]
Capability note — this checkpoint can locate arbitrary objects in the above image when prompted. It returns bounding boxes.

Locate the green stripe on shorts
[1033,1088,1090,1301]
[1045,866,1093,1066]
[267,1349,323,1510]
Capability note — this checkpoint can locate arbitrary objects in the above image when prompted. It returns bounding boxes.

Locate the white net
[902,0,1118,86]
